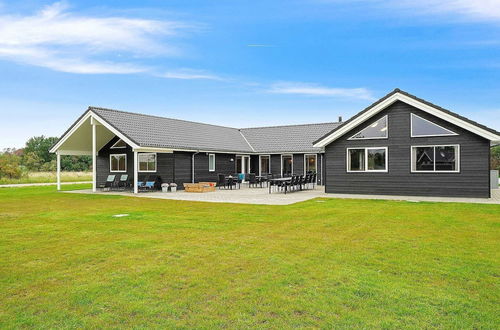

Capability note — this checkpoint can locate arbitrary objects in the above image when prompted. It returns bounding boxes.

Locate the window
[110,139,126,149]
[304,154,317,174]
[349,116,388,140]
[347,147,387,172]
[281,155,293,176]
[259,155,270,176]
[138,153,156,172]
[208,154,215,172]
[411,114,457,137]
[110,154,126,172]
[411,145,459,172]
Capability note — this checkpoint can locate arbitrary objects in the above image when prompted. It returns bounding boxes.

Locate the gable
[313,89,500,147]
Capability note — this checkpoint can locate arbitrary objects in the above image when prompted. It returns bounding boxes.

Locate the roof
[314,88,500,146]
[90,107,338,153]
[241,122,340,153]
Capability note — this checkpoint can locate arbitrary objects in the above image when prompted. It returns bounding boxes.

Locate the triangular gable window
[349,115,388,140]
[411,114,457,137]
[110,139,127,149]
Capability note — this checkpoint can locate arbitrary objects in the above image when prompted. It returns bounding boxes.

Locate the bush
[491,146,500,171]
[0,152,22,179]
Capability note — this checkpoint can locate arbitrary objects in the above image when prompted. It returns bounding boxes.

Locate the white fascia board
[58,150,93,156]
[133,147,174,153]
[314,92,500,147]
[49,112,93,153]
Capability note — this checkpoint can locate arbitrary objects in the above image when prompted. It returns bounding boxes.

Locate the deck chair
[102,174,116,191]
[117,174,129,190]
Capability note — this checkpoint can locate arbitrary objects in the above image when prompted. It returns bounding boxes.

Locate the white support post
[133,151,138,194]
[56,152,61,191]
[92,121,97,192]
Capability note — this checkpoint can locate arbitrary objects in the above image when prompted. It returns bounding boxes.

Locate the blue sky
[1,0,499,149]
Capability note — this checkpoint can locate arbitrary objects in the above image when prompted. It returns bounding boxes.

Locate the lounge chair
[117,174,129,190]
[101,174,116,191]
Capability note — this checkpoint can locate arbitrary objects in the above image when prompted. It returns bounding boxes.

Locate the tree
[491,145,500,171]
[24,136,59,164]
[22,152,42,171]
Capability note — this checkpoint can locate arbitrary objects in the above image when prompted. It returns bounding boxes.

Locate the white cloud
[0,2,190,74]
[269,82,374,100]
[159,69,224,80]
[324,0,500,22]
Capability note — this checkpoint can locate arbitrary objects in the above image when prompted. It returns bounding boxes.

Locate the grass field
[0,171,92,185]
[0,185,499,328]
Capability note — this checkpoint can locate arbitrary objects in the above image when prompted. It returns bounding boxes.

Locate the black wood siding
[193,152,236,182]
[324,101,490,198]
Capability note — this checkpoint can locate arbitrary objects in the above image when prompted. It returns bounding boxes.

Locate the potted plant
[170,183,178,192]
[161,183,169,192]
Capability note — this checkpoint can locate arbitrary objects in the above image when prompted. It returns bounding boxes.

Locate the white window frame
[110,154,127,172]
[281,154,293,177]
[110,138,127,149]
[348,115,388,140]
[410,144,460,173]
[208,153,216,172]
[410,113,458,138]
[304,154,317,174]
[138,152,157,173]
[259,155,271,176]
[346,147,388,173]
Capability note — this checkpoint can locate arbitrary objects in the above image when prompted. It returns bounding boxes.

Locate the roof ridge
[240,121,340,130]
[89,106,240,131]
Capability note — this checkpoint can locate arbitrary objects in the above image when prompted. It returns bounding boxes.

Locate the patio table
[268,177,292,194]
[225,176,240,190]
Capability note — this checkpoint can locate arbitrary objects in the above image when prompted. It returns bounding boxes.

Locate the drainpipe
[192,151,200,183]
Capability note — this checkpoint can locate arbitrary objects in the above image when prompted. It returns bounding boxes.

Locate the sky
[0,0,499,149]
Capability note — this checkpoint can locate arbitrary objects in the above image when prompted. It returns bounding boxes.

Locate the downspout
[192,151,200,183]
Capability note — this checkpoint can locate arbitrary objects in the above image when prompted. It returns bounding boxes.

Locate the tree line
[0,136,91,179]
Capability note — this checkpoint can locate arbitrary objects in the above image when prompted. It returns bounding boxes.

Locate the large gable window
[411,145,459,173]
[347,147,387,172]
[138,153,157,172]
[110,154,126,172]
[411,114,457,137]
[349,116,388,140]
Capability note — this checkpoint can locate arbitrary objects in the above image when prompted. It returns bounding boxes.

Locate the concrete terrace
[66,186,500,205]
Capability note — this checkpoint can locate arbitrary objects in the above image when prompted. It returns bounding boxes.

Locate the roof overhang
[49,110,140,154]
[313,92,500,147]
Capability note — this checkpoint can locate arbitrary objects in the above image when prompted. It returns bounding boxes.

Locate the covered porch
[49,110,174,194]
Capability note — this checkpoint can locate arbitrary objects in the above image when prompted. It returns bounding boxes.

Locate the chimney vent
[338,116,342,122]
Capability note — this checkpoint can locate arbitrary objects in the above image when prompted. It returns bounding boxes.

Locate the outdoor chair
[101,174,116,191]
[312,173,317,189]
[217,174,227,189]
[248,173,258,188]
[137,175,147,191]
[117,174,129,190]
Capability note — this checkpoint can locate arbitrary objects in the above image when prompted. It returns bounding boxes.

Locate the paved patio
[66,186,500,205]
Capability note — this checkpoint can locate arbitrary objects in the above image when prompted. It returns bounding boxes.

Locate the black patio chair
[117,174,129,190]
[137,175,147,191]
[312,173,317,189]
[217,174,227,189]
[102,174,116,191]
[248,173,258,188]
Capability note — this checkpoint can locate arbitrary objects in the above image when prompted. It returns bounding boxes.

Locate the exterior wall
[193,152,235,182]
[324,101,490,198]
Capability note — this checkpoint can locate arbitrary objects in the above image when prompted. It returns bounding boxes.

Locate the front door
[236,155,251,176]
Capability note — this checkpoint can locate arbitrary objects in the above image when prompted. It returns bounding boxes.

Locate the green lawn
[0,171,92,185]
[0,185,499,328]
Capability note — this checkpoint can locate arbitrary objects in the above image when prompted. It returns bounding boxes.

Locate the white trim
[133,147,173,153]
[208,153,216,172]
[56,152,61,191]
[410,144,460,173]
[133,151,138,194]
[314,92,500,147]
[281,154,293,177]
[346,147,388,173]
[304,154,317,174]
[110,153,127,172]
[138,152,157,173]
[259,155,271,176]
[92,122,96,192]
[50,112,92,153]
[110,138,127,149]
[410,113,457,138]
[348,115,388,140]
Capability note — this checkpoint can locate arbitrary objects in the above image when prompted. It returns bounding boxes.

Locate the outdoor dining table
[255,175,268,188]
[225,176,240,190]
[268,177,292,194]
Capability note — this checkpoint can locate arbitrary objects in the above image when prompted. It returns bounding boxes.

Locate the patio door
[236,155,251,174]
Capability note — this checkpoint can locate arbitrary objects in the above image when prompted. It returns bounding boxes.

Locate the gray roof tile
[90,107,336,153]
